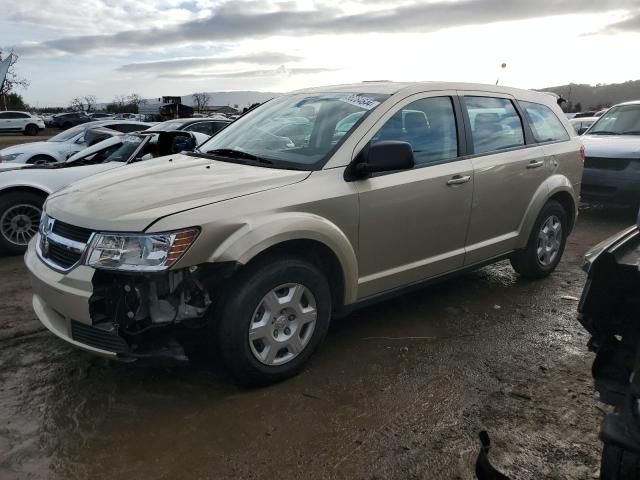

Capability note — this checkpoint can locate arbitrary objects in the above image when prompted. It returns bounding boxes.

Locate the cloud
[11,0,639,57]
[601,10,640,32]
[117,51,301,72]
[158,64,336,78]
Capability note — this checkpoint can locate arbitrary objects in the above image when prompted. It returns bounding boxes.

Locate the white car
[0,130,208,254]
[0,120,153,164]
[0,111,45,136]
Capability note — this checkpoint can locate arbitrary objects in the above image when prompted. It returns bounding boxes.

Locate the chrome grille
[38,217,93,271]
[51,220,93,243]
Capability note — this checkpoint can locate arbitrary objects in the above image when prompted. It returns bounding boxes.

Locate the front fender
[209,213,359,304]
[516,174,577,249]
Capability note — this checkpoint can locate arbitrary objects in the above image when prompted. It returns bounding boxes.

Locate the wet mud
[0,207,635,479]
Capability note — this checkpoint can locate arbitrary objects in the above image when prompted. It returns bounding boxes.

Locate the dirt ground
[0,129,56,149]
[0,207,635,480]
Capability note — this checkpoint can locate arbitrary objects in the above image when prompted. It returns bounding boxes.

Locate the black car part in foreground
[579,220,640,479]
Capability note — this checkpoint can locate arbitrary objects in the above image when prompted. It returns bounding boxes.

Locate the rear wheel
[511,200,568,278]
[26,155,55,165]
[214,256,332,386]
[24,124,39,136]
[600,443,640,479]
[0,192,45,255]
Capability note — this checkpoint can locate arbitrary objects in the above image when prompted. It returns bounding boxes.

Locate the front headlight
[85,228,199,272]
[2,153,24,162]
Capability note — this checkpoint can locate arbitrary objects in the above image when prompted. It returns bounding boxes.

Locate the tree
[69,97,85,111]
[4,92,28,110]
[192,92,210,113]
[0,51,29,111]
[127,93,145,113]
[84,94,97,113]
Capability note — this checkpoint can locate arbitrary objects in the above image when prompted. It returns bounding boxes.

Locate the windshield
[104,135,146,162]
[150,120,189,132]
[196,92,389,170]
[48,124,90,142]
[587,104,640,135]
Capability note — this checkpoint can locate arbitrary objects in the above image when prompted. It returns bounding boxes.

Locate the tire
[24,124,39,136]
[26,155,55,165]
[600,443,640,479]
[510,199,568,279]
[0,191,45,255]
[214,256,332,386]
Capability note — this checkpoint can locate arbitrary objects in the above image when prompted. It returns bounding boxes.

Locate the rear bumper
[582,168,640,205]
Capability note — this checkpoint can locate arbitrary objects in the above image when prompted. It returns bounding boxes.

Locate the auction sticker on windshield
[339,94,381,110]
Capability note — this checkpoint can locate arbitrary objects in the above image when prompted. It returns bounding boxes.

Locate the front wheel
[214,257,332,386]
[0,192,45,255]
[511,199,568,278]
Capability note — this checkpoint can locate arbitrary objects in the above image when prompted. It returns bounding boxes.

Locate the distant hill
[541,80,640,112]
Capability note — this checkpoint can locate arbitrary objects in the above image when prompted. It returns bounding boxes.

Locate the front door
[354,93,473,298]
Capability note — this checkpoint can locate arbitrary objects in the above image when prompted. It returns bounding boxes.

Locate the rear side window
[520,101,570,142]
[464,96,524,154]
[372,96,458,165]
[184,122,213,135]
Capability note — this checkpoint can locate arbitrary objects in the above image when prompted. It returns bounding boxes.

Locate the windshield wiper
[587,131,619,135]
[621,131,640,135]
[206,148,272,164]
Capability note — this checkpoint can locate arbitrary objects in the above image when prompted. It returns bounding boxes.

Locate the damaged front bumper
[26,239,233,361]
[578,223,640,453]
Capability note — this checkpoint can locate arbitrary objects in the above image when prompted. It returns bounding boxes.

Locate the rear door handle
[447,175,471,186]
[527,160,544,169]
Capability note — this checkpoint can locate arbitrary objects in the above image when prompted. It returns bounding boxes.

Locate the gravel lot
[0,207,634,480]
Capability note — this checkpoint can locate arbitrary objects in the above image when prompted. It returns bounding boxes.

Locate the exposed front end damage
[85,264,235,361]
[578,225,640,459]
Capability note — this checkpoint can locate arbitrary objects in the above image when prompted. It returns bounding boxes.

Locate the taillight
[579,145,585,162]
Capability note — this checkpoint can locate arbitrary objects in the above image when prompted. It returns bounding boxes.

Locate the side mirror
[348,141,415,179]
[578,127,589,135]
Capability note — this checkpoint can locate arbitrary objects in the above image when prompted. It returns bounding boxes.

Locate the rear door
[460,92,549,265]
[354,92,473,298]
[0,112,11,131]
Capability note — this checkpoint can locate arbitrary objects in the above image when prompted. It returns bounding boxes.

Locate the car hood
[582,135,640,159]
[47,154,311,231]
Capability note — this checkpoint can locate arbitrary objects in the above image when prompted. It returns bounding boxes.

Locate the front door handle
[447,175,471,186]
[526,160,545,169]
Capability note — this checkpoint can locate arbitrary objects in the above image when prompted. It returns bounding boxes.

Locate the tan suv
[26,82,583,384]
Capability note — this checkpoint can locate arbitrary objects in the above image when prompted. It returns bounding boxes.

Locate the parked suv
[0,111,45,136]
[52,112,93,129]
[26,82,583,384]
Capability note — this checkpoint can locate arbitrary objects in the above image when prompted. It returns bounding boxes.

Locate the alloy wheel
[0,204,42,246]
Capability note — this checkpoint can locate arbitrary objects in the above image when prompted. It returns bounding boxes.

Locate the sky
[2,0,640,107]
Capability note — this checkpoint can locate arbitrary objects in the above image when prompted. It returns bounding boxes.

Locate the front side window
[520,101,569,142]
[371,96,458,165]
[197,92,390,170]
[465,96,524,154]
[588,104,640,135]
